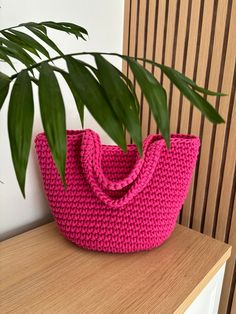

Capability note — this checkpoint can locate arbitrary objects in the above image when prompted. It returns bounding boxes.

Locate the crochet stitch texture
[35,129,200,253]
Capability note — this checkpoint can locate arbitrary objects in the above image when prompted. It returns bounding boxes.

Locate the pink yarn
[35,129,200,253]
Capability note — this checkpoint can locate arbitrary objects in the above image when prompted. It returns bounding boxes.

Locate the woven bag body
[35,129,200,253]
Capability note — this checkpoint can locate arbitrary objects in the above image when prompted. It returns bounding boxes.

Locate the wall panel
[123,1,236,312]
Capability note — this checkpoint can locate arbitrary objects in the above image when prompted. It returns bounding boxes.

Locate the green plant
[0,21,226,197]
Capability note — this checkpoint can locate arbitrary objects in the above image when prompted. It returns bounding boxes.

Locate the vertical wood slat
[135,0,148,139]
[125,0,138,144]
[123,0,236,312]
[215,66,236,241]
[191,0,224,231]
[189,0,215,230]
[122,0,131,77]
[219,173,236,313]
[141,0,155,138]
[179,0,201,227]
[232,287,236,314]
[159,0,177,121]
[149,0,166,134]
[169,0,188,134]
[122,0,133,145]
[202,0,233,236]
[203,0,236,237]
[183,0,207,228]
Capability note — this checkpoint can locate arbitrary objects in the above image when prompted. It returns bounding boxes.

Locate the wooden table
[0,222,231,313]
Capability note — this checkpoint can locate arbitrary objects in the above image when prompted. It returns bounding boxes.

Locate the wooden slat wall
[122,1,236,313]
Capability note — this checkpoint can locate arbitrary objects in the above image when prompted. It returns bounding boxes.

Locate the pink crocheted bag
[35,129,200,253]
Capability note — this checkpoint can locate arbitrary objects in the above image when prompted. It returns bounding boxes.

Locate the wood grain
[123,0,236,312]
[0,222,231,314]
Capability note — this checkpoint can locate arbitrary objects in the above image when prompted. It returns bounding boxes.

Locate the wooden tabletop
[0,222,231,314]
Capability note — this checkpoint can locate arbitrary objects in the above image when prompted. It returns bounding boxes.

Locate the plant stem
[10,52,163,80]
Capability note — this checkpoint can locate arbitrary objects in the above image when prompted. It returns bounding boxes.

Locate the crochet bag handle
[81,130,164,208]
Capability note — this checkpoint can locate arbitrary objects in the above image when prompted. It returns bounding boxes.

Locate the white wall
[0,0,124,240]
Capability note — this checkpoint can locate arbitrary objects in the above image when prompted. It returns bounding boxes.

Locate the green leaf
[0,49,16,70]
[191,90,225,123]
[38,62,66,185]
[52,66,84,127]
[66,56,126,150]
[42,21,87,40]
[58,22,88,35]
[0,72,10,110]
[41,21,71,33]
[63,73,84,127]
[94,54,142,153]
[70,58,98,75]
[10,30,50,58]
[2,31,40,57]
[94,55,139,113]
[0,45,33,71]
[0,37,36,67]
[133,56,227,96]
[26,26,63,55]
[8,70,34,197]
[162,66,224,123]
[19,22,47,34]
[128,59,170,147]
[114,67,140,114]
[164,66,227,96]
